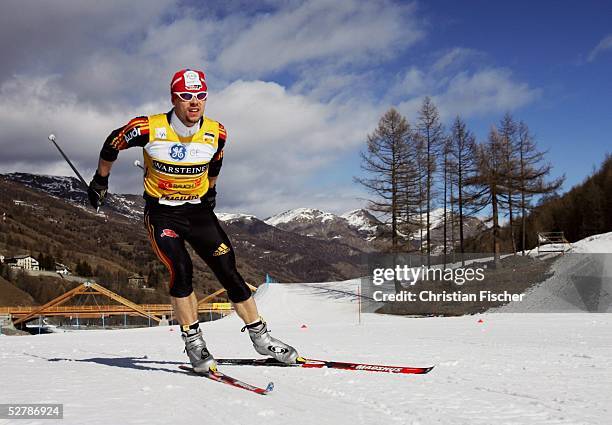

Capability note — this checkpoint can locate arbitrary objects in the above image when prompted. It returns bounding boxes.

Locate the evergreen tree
[75,260,93,277]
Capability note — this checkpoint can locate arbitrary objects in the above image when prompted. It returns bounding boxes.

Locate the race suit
[99,110,251,301]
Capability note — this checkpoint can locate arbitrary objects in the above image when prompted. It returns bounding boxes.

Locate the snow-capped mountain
[422,208,446,232]
[3,173,484,254]
[265,208,337,226]
[340,209,383,238]
[215,212,259,224]
[5,172,145,221]
[264,207,385,251]
[6,172,86,202]
[425,208,487,248]
[262,206,487,251]
[1,173,366,283]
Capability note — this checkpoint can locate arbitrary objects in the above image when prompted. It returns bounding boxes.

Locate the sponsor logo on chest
[169,143,187,161]
[145,140,216,164]
[152,160,209,175]
[155,127,167,140]
[158,178,202,190]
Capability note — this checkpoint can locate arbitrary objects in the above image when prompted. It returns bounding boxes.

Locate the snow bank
[497,231,612,313]
[569,231,612,253]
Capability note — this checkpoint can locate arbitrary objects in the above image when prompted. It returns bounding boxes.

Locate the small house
[5,255,40,271]
[128,273,146,288]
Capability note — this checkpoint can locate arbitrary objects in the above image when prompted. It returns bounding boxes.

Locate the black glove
[203,186,216,210]
[88,172,109,209]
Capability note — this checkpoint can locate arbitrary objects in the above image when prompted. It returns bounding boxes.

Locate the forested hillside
[525,155,612,243]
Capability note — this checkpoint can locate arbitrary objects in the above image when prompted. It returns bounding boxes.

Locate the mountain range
[0,172,485,305]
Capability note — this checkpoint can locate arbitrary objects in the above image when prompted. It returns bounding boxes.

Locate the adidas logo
[212,243,230,256]
[268,346,289,354]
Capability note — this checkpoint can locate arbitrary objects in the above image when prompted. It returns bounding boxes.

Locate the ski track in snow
[1,280,610,425]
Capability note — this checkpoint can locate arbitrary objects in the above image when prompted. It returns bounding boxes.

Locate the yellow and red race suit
[100,110,226,205]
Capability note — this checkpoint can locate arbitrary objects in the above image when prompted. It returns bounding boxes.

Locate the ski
[215,357,434,375]
[178,365,274,395]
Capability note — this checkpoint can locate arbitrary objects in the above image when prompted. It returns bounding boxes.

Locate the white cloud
[397,68,541,121]
[587,34,612,62]
[0,1,542,217]
[0,74,377,217]
[396,67,427,97]
[0,0,176,81]
[0,75,160,191]
[432,47,479,73]
[217,0,424,76]
[207,79,381,213]
[390,47,485,105]
[0,1,423,105]
[434,68,541,119]
[290,71,365,102]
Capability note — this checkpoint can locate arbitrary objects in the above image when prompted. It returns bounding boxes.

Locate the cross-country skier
[87,69,299,373]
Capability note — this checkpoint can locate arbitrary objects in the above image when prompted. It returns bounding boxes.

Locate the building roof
[6,255,36,260]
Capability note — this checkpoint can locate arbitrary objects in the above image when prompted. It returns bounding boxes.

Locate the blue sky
[321,0,612,194]
[0,0,610,217]
[295,1,611,205]
[416,0,612,185]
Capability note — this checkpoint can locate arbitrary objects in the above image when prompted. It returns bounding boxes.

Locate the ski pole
[48,133,101,212]
[47,134,88,189]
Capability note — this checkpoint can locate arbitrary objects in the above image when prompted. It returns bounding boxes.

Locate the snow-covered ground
[1,278,611,425]
[499,232,612,313]
[570,231,612,253]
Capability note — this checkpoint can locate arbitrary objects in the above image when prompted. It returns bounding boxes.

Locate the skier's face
[172,92,206,127]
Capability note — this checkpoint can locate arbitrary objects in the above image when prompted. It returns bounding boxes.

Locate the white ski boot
[242,318,299,364]
[181,325,217,373]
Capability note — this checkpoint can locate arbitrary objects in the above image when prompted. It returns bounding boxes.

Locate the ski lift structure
[7,280,255,329]
[536,231,571,254]
[11,281,163,327]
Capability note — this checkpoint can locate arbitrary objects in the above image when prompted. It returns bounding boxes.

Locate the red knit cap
[170,69,207,93]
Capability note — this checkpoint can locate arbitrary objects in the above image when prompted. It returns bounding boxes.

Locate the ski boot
[242,318,299,364]
[181,323,217,373]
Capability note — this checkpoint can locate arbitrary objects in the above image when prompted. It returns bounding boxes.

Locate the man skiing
[87,68,298,373]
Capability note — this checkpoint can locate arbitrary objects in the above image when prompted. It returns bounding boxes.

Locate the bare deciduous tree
[448,116,479,258]
[516,121,564,254]
[498,113,519,253]
[475,128,507,266]
[416,97,444,265]
[397,126,423,249]
[355,108,411,252]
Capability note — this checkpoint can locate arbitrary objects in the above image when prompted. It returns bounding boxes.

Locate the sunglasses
[173,91,208,101]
